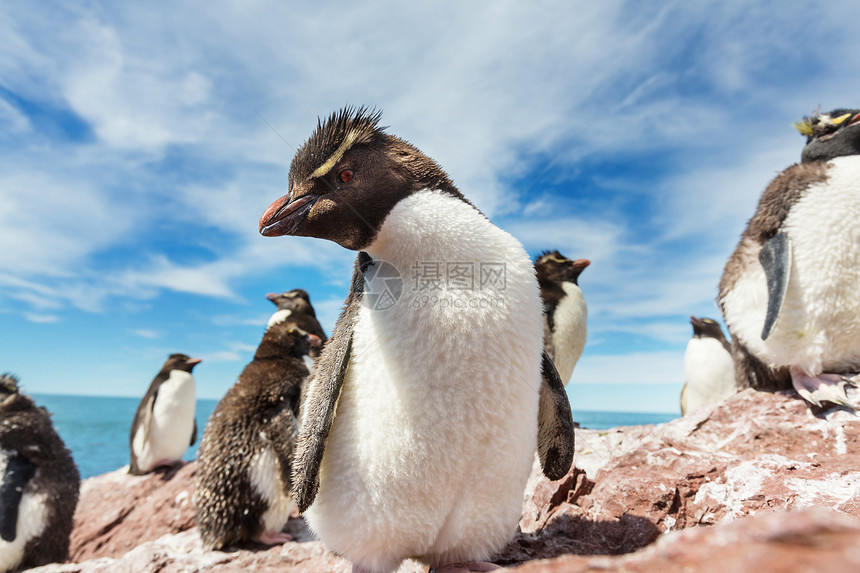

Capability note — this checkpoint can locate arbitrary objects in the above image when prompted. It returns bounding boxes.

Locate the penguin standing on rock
[195,297,321,550]
[265,288,328,359]
[680,317,736,415]
[129,354,201,475]
[535,251,589,385]
[719,107,860,410]
[0,374,80,572]
[258,107,574,573]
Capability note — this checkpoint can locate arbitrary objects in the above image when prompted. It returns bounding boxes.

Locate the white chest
[304,190,544,569]
[267,309,292,330]
[248,445,294,534]
[551,282,587,384]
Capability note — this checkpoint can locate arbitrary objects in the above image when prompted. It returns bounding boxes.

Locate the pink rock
[69,463,199,561]
[500,388,860,566]
[34,387,860,572]
[504,507,860,572]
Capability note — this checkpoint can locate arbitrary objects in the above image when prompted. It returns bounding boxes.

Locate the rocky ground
[30,388,860,572]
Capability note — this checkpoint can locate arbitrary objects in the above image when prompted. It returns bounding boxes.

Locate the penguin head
[265,324,322,358]
[0,373,38,413]
[266,288,316,316]
[690,316,728,342]
[259,106,458,250]
[0,373,20,406]
[535,250,590,285]
[162,354,202,375]
[794,107,860,163]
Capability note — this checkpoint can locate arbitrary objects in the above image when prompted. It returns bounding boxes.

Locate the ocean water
[33,394,219,480]
[32,394,677,479]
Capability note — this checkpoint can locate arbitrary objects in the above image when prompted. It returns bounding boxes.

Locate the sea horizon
[33,393,679,479]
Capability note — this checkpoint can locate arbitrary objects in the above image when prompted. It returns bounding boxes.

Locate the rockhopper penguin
[195,312,320,550]
[535,251,589,385]
[258,107,575,573]
[265,288,328,360]
[0,374,80,572]
[719,108,860,409]
[680,317,736,415]
[129,354,201,475]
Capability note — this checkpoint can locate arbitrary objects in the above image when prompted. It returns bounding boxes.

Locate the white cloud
[312,296,349,336]
[131,328,160,339]
[571,351,685,386]
[24,312,60,324]
[0,170,132,276]
[61,19,217,152]
[202,342,257,363]
[3,0,860,407]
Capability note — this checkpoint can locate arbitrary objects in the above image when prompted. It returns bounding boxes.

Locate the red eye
[339,169,354,183]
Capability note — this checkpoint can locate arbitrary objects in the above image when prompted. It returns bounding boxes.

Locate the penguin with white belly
[680,317,737,415]
[129,354,201,475]
[719,108,860,409]
[535,251,589,385]
[259,107,574,573]
[0,374,80,572]
[195,296,321,550]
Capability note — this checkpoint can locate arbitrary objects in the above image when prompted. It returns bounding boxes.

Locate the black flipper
[759,232,792,340]
[537,352,575,480]
[0,453,36,542]
[190,419,197,447]
[291,331,352,514]
[291,253,366,513]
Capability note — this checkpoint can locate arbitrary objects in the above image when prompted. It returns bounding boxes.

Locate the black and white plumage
[194,319,319,550]
[535,251,589,385]
[680,317,736,415]
[719,108,860,410]
[265,288,328,359]
[128,354,201,475]
[0,374,80,572]
[259,107,574,573]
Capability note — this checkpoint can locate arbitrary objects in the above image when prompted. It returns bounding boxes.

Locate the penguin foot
[255,530,292,545]
[431,562,500,573]
[790,367,856,410]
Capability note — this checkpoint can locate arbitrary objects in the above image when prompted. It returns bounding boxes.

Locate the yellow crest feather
[793,120,814,136]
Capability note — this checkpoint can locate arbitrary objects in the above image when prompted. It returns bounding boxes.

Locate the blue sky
[3,1,860,413]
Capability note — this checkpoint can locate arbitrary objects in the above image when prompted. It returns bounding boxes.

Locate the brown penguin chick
[265,288,328,359]
[535,250,589,385]
[0,374,80,571]
[194,323,320,550]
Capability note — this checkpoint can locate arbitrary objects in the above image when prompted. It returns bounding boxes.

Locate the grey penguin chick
[194,315,320,550]
[535,251,589,385]
[259,107,574,573]
[680,317,736,415]
[129,354,201,475]
[719,107,860,409]
[0,374,80,572]
[265,288,328,359]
